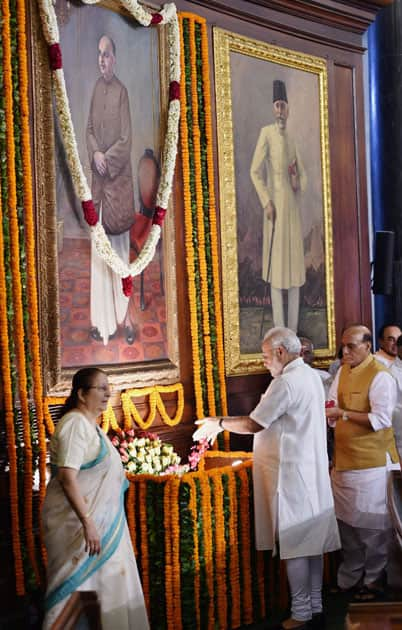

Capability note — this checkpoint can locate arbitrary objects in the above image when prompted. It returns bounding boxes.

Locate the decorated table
[125,450,287,630]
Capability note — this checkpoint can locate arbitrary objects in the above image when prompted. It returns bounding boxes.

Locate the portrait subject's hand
[192,418,223,445]
[94,151,107,176]
[82,517,101,556]
[265,201,276,222]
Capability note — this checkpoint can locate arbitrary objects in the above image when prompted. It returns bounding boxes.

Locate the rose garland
[36,0,180,297]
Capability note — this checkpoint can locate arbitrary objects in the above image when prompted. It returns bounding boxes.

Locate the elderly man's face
[380,326,402,357]
[262,341,286,378]
[273,100,289,130]
[98,37,115,81]
[341,330,371,368]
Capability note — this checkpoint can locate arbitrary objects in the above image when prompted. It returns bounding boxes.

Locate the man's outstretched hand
[192,418,223,445]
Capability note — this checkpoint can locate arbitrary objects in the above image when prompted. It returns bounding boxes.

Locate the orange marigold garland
[188,18,216,417]
[163,480,174,630]
[2,0,40,585]
[238,465,254,624]
[170,476,182,628]
[16,0,48,570]
[125,481,137,555]
[0,179,24,594]
[198,470,214,629]
[187,476,201,628]
[211,471,227,629]
[227,470,241,628]
[179,13,205,419]
[138,480,150,613]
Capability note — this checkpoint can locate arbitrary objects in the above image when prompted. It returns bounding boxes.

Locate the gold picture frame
[214,28,335,375]
[29,1,179,395]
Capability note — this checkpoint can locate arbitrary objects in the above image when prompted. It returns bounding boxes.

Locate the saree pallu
[42,426,149,629]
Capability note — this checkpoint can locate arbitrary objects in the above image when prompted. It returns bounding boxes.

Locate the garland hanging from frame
[37,0,181,297]
[179,13,228,443]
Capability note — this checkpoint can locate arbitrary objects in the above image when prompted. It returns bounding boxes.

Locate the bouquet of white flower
[110,429,187,475]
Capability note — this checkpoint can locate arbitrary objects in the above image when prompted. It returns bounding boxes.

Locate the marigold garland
[15,0,49,571]
[197,18,229,447]
[238,465,254,624]
[197,469,214,629]
[0,175,24,594]
[187,477,201,628]
[2,0,41,586]
[227,470,241,628]
[100,402,121,434]
[170,476,182,628]
[121,383,184,430]
[211,472,227,628]
[188,19,216,417]
[125,481,137,555]
[163,480,174,629]
[179,15,205,419]
[138,480,150,612]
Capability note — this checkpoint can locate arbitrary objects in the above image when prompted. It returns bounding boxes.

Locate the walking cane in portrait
[260,213,276,339]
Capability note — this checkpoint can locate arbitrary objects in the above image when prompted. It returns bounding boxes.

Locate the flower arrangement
[110,429,210,475]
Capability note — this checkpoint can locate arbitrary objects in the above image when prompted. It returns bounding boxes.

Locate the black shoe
[124,326,135,345]
[308,612,325,628]
[90,326,102,342]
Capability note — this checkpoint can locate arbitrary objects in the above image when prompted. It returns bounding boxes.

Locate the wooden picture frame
[214,27,336,375]
[30,0,179,395]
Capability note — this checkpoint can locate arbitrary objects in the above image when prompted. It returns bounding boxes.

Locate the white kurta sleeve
[250,127,272,209]
[368,371,397,431]
[250,377,291,429]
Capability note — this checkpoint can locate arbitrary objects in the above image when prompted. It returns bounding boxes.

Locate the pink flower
[126,429,135,437]
[121,454,129,463]
[120,440,128,448]
[119,447,127,456]
[111,436,119,446]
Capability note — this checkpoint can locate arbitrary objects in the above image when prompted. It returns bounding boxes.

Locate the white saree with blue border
[42,412,149,629]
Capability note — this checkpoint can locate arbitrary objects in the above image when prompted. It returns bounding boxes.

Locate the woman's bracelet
[219,417,225,429]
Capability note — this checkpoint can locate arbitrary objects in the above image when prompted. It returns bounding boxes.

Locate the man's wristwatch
[342,411,349,422]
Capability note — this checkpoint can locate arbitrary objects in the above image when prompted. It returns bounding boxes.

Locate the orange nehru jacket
[334,354,398,471]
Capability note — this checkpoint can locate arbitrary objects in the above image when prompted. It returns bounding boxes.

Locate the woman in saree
[42,367,149,630]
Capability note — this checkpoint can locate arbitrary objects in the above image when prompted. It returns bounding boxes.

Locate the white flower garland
[37,0,180,290]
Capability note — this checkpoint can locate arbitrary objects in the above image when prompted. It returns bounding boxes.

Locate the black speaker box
[373,230,395,295]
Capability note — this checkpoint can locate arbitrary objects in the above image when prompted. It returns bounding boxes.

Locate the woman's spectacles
[87,386,111,395]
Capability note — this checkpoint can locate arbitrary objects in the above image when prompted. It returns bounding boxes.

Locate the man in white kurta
[326,325,399,599]
[250,80,306,332]
[193,327,340,630]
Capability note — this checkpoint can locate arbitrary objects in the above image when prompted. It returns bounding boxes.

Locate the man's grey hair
[263,327,301,354]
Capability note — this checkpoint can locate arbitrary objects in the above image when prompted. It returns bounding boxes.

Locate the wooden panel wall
[169,0,387,439]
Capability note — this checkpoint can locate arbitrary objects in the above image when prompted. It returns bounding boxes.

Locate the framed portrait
[30,0,179,394]
[214,28,335,375]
